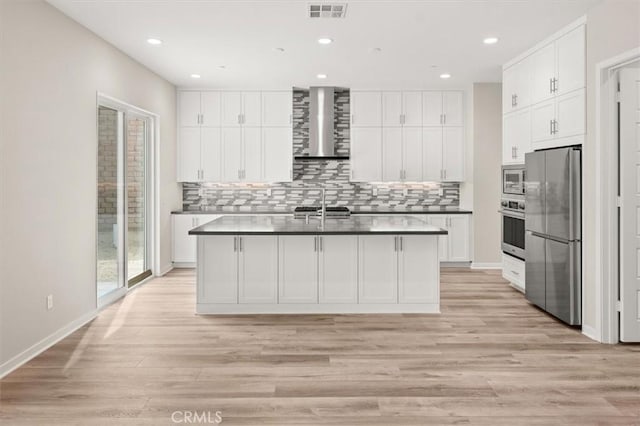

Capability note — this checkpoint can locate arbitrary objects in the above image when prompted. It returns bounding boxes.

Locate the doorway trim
[95,93,161,307]
[594,47,640,344]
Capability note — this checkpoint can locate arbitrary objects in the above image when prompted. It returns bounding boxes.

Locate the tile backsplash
[182,89,460,212]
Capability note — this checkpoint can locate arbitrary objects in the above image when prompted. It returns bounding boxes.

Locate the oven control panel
[500,198,525,213]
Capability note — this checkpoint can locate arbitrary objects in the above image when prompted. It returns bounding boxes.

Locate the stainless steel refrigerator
[524,147,581,325]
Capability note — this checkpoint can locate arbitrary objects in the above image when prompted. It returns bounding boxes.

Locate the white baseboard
[0,309,97,379]
[197,303,440,315]
[158,263,174,276]
[440,262,472,268]
[171,262,196,269]
[471,262,502,269]
[581,324,603,343]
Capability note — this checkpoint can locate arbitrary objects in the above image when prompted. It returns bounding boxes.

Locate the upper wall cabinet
[502,19,586,164]
[178,90,293,183]
[530,25,585,105]
[222,92,262,127]
[179,91,222,127]
[262,91,293,127]
[503,57,532,113]
[423,91,463,127]
[350,90,465,183]
[382,91,422,127]
[351,91,382,127]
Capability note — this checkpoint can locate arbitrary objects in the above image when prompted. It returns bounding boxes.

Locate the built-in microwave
[502,165,526,196]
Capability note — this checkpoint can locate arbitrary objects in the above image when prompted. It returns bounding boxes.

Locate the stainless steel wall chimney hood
[296,87,348,160]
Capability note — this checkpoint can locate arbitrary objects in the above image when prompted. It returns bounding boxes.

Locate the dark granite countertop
[173,208,472,215]
[189,215,448,236]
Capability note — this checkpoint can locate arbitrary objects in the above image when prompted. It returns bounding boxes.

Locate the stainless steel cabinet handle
[550,78,554,94]
[239,237,243,252]
[399,236,403,251]
[233,236,237,252]
[550,120,554,135]
[511,270,520,276]
[314,236,317,252]
[443,169,447,180]
[553,120,558,135]
[443,114,446,125]
[511,95,515,107]
[319,237,323,252]
[553,78,558,93]
[513,94,518,107]
[440,114,443,125]
[394,236,398,252]
[238,114,242,124]
[514,147,518,159]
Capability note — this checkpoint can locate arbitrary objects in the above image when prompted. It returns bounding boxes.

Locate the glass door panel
[97,106,125,299]
[126,115,152,286]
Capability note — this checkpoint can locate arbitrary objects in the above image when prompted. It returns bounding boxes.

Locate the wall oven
[502,165,526,196]
[500,197,525,260]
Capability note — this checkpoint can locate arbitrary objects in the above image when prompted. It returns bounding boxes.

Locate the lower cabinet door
[427,215,449,261]
[448,215,470,262]
[198,236,238,303]
[319,235,358,303]
[278,236,318,303]
[398,236,439,303]
[358,235,398,303]
[172,214,198,263]
[239,236,278,303]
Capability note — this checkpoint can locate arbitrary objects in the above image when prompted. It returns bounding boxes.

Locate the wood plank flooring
[1,268,639,425]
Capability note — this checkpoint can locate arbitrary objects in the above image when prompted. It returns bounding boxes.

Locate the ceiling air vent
[308,3,347,18]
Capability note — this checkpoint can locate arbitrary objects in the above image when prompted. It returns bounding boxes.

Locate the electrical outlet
[266,188,272,197]
[403,188,409,197]
[46,295,53,310]
[372,187,378,197]
[438,187,444,197]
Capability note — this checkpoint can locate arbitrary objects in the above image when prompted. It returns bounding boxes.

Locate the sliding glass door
[97,99,153,305]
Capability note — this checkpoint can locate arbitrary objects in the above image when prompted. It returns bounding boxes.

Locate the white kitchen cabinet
[423,127,443,182]
[179,91,222,127]
[222,92,261,127]
[172,214,221,264]
[261,91,292,127]
[358,235,398,303]
[382,92,402,127]
[556,26,585,96]
[503,108,531,164]
[243,127,262,181]
[279,236,319,303]
[238,236,278,303]
[382,127,423,182]
[382,127,403,181]
[179,91,202,127]
[382,91,422,127]
[398,235,439,303]
[351,127,382,181]
[530,43,556,105]
[178,127,222,182]
[531,89,585,149]
[421,127,464,182]
[442,127,464,181]
[351,91,382,127]
[503,58,531,112]
[318,235,358,304]
[422,91,463,126]
[502,252,525,292]
[262,127,293,182]
[427,215,470,262]
[221,127,243,181]
[198,236,238,303]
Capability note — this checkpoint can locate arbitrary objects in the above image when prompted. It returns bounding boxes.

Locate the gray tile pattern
[183,88,460,212]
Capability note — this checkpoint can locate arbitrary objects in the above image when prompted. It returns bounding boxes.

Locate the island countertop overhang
[189,215,448,236]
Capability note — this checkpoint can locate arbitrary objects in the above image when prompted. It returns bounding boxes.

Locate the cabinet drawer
[502,253,525,291]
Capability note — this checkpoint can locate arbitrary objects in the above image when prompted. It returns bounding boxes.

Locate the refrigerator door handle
[569,149,582,241]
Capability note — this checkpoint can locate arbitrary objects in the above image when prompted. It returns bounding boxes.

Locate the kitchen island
[189,215,446,314]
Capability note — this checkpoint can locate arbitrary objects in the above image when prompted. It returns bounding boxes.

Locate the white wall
[582,0,640,333]
[472,83,502,265]
[0,0,181,370]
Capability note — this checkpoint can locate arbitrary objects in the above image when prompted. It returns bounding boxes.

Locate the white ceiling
[47,0,601,90]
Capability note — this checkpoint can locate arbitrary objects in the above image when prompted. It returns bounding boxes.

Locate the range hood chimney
[307,87,339,158]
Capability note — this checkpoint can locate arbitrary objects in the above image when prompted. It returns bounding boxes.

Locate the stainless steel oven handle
[499,210,525,219]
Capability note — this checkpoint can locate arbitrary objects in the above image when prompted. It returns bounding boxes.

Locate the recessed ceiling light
[273,47,285,52]
[146,38,162,45]
[369,47,382,53]
[318,37,333,45]
[317,73,328,79]
[440,73,451,79]
[483,37,499,45]
[218,65,226,70]
[190,74,201,79]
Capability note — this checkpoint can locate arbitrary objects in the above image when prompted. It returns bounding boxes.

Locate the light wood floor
[1,268,639,425]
